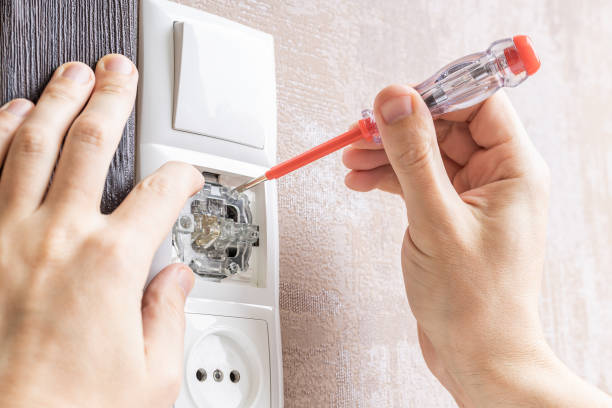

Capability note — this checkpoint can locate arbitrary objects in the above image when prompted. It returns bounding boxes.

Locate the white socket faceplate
[138,1,282,407]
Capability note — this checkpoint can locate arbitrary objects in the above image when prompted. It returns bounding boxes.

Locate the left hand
[0,54,204,407]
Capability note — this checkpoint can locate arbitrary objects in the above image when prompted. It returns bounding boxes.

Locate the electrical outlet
[138,1,283,406]
[177,314,271,407]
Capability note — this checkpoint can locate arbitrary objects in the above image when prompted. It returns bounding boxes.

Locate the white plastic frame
[137,1,282,406]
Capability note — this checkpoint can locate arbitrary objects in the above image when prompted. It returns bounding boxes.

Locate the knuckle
[81,235,129,272]
[35,226,70,266]
[142,287,163,310]
[143,287,184,325]
[43,82,79,103]
[97,80,129,97]
[0,121,14,137]
[393,139,434,173]
[138,172,174,197]
[16,124,47,155]
[86,235,123,258]
[71,115,107,149]
[95,57,136,94]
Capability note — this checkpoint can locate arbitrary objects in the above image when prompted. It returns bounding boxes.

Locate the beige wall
[175,1,612,406]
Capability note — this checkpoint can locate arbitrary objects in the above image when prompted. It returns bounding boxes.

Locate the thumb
[374,85,459,225]
[142,263,194,399]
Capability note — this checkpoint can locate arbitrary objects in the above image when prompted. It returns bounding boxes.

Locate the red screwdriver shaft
[233,111,379,193]
[265,127,362,180]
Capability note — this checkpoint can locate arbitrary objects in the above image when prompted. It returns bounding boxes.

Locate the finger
[342,147,389,170]
[373,85,462,225]
[112,162,205,255]
[442,91,545,195]
[349,138,385,150]
[345,165,402,195]
[0,62,94,214]
[0,99,34,167]
[437,99,485,123]
[468,91,532,149]
[441,152,461,182]
[452,166,471,195]
[142,263,194,400]
[435,120,481,166]
[46,54,138,212]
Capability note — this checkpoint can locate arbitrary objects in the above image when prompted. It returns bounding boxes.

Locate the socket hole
[226,205,239,222]
[226,246,237,257]
[230,370,240,383]
[196,368,207,382]
[213,369,223,382]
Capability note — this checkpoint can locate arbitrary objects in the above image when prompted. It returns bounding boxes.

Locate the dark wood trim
[0,0,138,213]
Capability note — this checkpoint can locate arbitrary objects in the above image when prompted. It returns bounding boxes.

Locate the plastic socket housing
[173,183,259,281]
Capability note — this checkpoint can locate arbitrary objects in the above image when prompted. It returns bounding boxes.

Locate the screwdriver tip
[233,174,268,193]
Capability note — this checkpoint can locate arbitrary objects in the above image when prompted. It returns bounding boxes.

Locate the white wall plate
[179,314,271,407]
[138,1,282,407]
[173,21,275,149]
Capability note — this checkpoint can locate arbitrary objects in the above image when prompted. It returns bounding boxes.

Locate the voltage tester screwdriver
[234,35,541,193]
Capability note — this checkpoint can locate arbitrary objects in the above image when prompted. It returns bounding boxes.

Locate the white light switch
[173,20,276,149]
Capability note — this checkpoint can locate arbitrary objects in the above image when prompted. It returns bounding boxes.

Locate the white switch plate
[173,21,275,149]
[137,1,282,407]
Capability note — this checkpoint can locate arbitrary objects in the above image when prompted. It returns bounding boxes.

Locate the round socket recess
[186,328,263,407]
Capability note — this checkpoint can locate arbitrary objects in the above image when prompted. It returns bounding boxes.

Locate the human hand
[343,85,611,407]
[0,55,204,407]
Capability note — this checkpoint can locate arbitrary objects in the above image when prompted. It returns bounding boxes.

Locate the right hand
[343,85,611,407]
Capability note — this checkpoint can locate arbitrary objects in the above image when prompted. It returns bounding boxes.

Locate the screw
[228,263,239,274]
[180,216,192,229]
[213,369,223,382]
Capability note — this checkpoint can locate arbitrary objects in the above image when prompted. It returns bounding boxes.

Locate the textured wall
[0,0,137,213]
[172,0,612,406]
[3,0,610,406]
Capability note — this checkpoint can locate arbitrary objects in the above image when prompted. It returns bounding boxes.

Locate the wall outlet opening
[171,167,267,289]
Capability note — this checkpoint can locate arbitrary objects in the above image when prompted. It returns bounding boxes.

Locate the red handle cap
[512,35,540,76]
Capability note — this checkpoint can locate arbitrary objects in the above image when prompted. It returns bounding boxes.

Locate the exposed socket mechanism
[173,178,260,281]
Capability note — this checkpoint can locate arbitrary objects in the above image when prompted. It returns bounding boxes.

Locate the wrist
[454,338,555,407]
[434,303,558,406]
[448,340,612,407]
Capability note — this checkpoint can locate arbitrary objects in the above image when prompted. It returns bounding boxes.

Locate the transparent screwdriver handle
[234,36,540,193]
[358,35,540,142]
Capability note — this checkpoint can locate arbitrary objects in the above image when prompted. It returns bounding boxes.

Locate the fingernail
[175,266,195,296]
[0,99,32,117]
[101,55,133,75]
[61,63,92,84]
[380,94,413,125]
